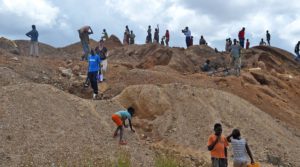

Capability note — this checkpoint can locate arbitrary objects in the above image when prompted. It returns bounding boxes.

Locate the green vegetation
[155,154,180,167]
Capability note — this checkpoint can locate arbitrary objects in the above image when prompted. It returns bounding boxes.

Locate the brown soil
[0,36,299,167]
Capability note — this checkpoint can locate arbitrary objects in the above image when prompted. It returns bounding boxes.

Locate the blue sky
[0,0,300,53]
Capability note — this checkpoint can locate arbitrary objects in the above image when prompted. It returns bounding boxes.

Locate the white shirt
[231,138,248,163]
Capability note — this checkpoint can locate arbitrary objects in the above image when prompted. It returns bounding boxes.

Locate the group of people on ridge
[123,25,136,45]
[146,25,170,47]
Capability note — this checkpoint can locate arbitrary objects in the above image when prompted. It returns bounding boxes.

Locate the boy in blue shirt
[87,49,101,99]
[112,107,135,145]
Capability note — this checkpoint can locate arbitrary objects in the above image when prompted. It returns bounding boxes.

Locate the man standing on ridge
[238,27,245,48]
[101,29,108,41]
[78,26,93,60]
[266,30,271,46]
[26,25,39,57]
[146,25,152,43]
[295,41,300,61]
[182,27,191,48]
[199,35,206,45]
[246,39,250,49]
[154,25,159,43]
[129,30,135,45]
[229,39,242,76]
[165,30,170,47]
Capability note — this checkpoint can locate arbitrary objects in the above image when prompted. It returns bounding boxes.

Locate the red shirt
[165,31,170,39]
[238,30,245,39]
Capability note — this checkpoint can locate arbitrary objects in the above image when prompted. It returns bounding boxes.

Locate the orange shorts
[112,114,122,126]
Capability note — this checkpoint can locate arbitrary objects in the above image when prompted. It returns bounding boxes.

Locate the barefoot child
[112,107,135,145]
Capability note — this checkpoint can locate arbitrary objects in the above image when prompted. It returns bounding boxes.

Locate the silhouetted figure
[125,25,130,45]
[101,29,108,41]
[259,38,266,46]
[182,27,191,48]
[246,39,250,49]
[26,25,39,57]
[129,30,135,44]
[146,25,152,43]
[199,35,206,45]
[160,36,165,46]
[165,30,170,47]
[154,25,159,43]
[238,27,245,48]
[266,30,271,46]
[295,41,300,61]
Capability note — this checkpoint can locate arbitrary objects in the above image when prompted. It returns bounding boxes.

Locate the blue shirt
[88,54,101,72]
[115,110,131,120]
[26,29,39,42]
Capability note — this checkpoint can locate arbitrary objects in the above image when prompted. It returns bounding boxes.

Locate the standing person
[190,36,194,46]
[78,26,93,60]
[208,123,229,167]
[146,25,152,43]
[238,27,245,48]
[112,107,135,145]
[227,129,255,167]
[182,27,191,48]
[123,32,128,45]
[229,39,242,76]
[26,25,39,57]
[246,39,250,49]
[295,41,300,61]
[125,25,130,45]
[129,30,135,44]
[200,35,206,45]
[154,25,159,43]
[225,39,230,52]
[95,39,108,81]
[266,30,271,46]
[160,36,165,46]
[101,29,108,41]
[259,38,266,46]
[165,30,170,47]
[87,49,101,99]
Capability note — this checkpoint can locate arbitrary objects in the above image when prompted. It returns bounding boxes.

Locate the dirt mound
[1,36,300,166]
[14,40,62,57]
[104,35,123,49]
[0,37,19,55]
[0,83,158,167]
[114,84,300,166]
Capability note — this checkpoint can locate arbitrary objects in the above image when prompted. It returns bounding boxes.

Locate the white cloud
[0,0,299,53]
[0,0,60,27]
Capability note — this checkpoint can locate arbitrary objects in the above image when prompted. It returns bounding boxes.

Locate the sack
[247,162,260,167]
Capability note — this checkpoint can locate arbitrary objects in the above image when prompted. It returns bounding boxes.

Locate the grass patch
[155,154,180,167]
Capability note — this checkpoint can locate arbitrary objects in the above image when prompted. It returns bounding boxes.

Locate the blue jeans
[81,40,90,60]
[239,39,244,48]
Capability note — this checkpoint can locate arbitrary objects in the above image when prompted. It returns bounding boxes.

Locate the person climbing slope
[87,48,101,99]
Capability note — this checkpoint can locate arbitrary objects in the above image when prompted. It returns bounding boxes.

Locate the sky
[0,0,300,53]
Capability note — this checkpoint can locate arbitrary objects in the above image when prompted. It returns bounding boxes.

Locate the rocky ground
[0,36,299,167]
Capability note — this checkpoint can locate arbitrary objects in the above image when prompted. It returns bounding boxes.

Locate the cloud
[0,0,299,53]
[0,0,60,26]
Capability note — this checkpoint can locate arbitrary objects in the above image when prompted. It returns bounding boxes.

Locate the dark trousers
[211,158,227,167]
[239,38,244,48]
[186,36,191,48]
[88,71,98,94]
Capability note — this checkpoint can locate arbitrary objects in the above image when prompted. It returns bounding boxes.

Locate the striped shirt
[231,138,248,162]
